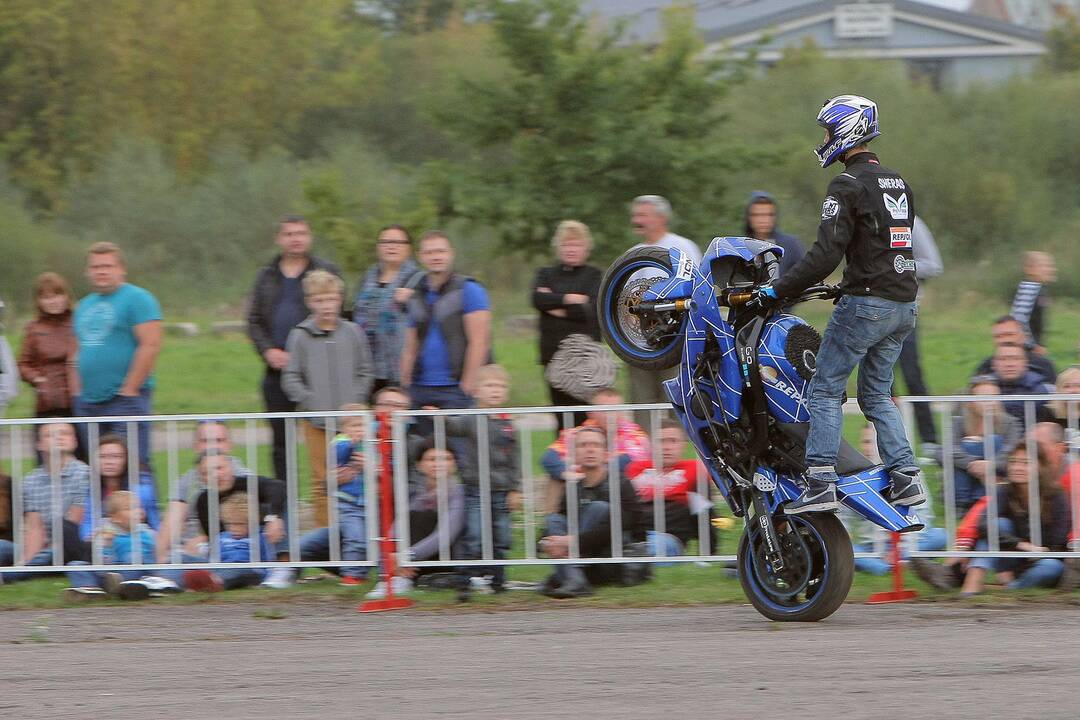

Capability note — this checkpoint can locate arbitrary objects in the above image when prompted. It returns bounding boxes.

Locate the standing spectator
[17,273,78,418]
[353,224,423,400]
[743,192,805,276]
[0,301,17,415]
[531,220,604,429]
[79,433,161,544]
[400,230,491,410]
[282,270,373,527]
[73,242,163,468]
[897,216,944,450]
[989,344,1055,423]
[0,423,90,580]
[974,315,1056,384]
[247,214,341,484]
[955,443,1069,594]
[944,378,1022,513]
[538,425,648,599]
[628,195,700,420]
[1010,250,1056,348]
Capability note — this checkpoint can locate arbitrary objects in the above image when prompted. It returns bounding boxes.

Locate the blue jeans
[545,501,612,583]
[299,500,369,579]
[66,561,143,589]
[969,518,1064,589]
[805,295,918,473]
[0,541,59,583]
[74,388,153,469]
[853,527,948,575]
[646,531,684,567]
[464,488,512,581]
[408,384,473,411]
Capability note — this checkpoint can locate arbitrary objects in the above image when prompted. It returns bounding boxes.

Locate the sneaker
[888,467,928,506]
[786,470,840,514]
[909,558,961,591]
[64,587,107,602]
[469,576,494,594]
[182,569,224,593]
[101,572,124,597]
[117,579,152,601]
[339,576,364,587]
[140,576,182,596]
[364,576,413,600]
[260,566,295,589]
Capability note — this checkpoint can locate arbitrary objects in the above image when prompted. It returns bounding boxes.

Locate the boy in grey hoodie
[282,270,373,527]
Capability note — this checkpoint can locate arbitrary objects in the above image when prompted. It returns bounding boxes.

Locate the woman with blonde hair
[17,272,79,417]
[945,376,1022,513]
[531,220,603,429]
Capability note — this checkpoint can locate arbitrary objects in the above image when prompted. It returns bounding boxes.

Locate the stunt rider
[754,94,928,514]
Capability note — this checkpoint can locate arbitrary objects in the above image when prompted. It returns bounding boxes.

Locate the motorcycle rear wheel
[737,511,853,622]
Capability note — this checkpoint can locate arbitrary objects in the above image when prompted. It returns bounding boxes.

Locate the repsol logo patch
[890,227,912,249]
[878,177,905,190]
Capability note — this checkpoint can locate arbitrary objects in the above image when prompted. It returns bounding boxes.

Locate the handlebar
[723,284,840,307]
[628,298,692,316]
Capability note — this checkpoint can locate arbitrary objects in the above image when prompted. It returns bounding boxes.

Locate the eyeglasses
[378,239,410,246]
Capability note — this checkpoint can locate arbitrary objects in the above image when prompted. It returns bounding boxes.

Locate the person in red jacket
[625,418,715,556]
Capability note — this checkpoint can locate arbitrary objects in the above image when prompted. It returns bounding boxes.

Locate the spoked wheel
[598,246,685,370]
[737,512,853,622]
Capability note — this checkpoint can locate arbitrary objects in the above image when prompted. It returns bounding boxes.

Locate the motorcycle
[598,237,923,621]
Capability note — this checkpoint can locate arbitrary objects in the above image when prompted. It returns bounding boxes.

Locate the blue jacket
[995,370,1055,423]
[218,531,273,563]
[102,523,156,565]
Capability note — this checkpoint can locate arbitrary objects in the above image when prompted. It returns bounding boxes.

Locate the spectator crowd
[0,199,1077,603]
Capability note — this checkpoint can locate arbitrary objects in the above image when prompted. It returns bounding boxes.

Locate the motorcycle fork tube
[748,489,785,573]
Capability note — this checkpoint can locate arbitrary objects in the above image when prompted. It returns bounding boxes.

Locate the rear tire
[737,511,853,622]
[598,246,685,371]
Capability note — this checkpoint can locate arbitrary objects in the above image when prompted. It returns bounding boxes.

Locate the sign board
[834,3,893,39]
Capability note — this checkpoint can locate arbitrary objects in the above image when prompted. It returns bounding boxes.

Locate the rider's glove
[746,284,778,310]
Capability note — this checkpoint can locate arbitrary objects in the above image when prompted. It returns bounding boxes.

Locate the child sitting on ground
[330,404,370,585]
[182,492,273,592]
[65,491,180,601]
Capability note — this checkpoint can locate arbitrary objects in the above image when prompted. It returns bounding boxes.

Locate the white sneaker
[469,576,494,594]
[364,576,413,599]
[260,566,295,589]
[140,576,182,595]
[64,586,107,602]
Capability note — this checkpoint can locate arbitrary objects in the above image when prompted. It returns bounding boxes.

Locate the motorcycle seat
[775,422,878,476]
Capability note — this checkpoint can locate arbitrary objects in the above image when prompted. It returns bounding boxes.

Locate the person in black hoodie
[531,220,603,429]
[744,191,806,277]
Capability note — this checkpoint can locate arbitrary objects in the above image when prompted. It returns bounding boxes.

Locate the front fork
[745,488,785,573]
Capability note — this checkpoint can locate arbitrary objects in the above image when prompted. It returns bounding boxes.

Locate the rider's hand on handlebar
[745,284,778,310]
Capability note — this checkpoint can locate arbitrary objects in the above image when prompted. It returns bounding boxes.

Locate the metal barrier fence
[1,394,1078,584]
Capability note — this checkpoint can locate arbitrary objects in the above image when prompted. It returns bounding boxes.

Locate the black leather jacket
[774,152,918,303]
[246,254,341,361]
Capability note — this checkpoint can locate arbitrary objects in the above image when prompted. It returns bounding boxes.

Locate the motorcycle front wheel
[737,511,853,622]
[598,246,685,371]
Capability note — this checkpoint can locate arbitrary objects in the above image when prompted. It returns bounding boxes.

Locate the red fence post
[359,411,414,613]
[866,531,918,604]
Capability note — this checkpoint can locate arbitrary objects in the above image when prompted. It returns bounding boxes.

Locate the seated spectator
[1049,366,1080,438]
[846,424,945,576]
[64,490,179,601]
[282,269,373,530]
[986,344,1054,424]
[17,272,78,419]
[973,315,1056,385]
[299,405,371,586]
[540,387,651,511]
[955,444,1069,595]
[944,378,1021,513]
[189,453,293,589]
[0,423,90,581]
[444,364,521,592]
[625,418,716,558]
[538,425,648,599]
[0,472,11,542]
[80,434,160,544]
[182,493,275,592]
[156,420,252,563]
[1010,250,1056,349]
[365,442,467,600]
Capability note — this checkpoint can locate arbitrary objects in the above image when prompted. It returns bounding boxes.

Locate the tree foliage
[432,0,754,259]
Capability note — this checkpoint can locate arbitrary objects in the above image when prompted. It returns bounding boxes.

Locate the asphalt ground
[2,602,1078,719]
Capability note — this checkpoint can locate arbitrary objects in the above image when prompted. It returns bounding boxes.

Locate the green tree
[433,0,752,259]
[1046,14,1080,74]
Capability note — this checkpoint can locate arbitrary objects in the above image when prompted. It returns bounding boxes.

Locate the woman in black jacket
[531,221,603,429]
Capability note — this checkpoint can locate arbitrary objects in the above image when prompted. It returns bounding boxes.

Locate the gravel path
[2,602,1078,719]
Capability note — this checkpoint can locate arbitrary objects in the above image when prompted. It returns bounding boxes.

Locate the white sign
[834,3,893,39]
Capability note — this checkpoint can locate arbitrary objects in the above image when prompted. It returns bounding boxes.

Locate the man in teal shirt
[74,242,163,468]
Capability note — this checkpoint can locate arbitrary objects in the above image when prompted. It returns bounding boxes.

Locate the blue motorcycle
[599,237,923,621]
